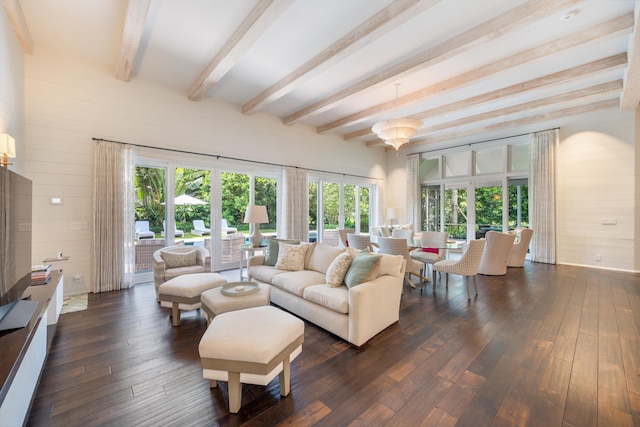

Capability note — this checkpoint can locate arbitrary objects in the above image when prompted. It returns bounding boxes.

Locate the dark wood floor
[26,263,640,427]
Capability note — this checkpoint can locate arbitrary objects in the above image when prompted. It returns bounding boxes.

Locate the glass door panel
[308,181,318,242]
[344,184,356,229]
[421,185,441,231]
[322,182,340,245]
[475,180,503,238]
[359,186,370,234]
[255,176,277,240]
[134,166,167,283]
[173,167,210,248]
[220,172,250,268]
[444,186,467,241]
[509,178,529,229]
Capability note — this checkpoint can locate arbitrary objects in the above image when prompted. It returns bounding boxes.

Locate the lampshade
[244,205,268,224]
[386,207,397,219]
[0,133,16,158]
[372,118,423,151]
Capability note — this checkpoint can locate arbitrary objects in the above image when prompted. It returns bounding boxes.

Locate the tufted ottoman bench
[198,306,304,413]
[158,272,227,326]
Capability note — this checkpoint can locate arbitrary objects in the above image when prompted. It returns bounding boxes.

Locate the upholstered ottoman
[198,306,304,413]
[200,282,271,324]
[158,273,227,326]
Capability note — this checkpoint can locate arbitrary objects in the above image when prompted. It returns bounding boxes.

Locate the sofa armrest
[248,255,265,267]
[347,273,403,347]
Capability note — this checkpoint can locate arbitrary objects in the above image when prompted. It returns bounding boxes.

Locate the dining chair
[391,228,414,245]
[432,239,485,299]
[346,233,371,250]
[477,231,516,275]
[377,236,426,289]
[337,228,355,248]
[507,228,534,267]
[411,231,448,278]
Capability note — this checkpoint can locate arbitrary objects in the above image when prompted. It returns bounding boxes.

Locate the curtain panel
[406,154,420,232]
[529,129,558,264]
[93,141,135,292]
[279,166,309,241]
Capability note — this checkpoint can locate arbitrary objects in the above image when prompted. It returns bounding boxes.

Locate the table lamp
[244,205,268,247]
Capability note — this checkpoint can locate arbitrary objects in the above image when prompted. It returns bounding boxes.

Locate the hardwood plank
[563,332,599,427]
[527,356,572,427]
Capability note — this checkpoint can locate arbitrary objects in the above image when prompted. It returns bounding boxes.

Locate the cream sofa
[248,242,405,348]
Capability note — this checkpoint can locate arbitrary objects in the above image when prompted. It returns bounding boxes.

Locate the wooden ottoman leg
[279,355,291,397]
[171,302,181,326]
[228,371,242,413]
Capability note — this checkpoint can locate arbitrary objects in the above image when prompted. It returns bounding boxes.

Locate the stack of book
[31,264,52,285]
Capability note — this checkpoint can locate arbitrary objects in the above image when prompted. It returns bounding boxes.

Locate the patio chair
[161,220,184,238]
[135,220,155,239]
[221,219,237,234]
[432,239,486,299]
[192,220,211,236]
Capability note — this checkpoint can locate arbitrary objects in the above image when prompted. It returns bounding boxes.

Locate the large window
[420,139,529,241]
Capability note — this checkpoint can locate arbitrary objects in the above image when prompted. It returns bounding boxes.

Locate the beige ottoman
[198,306,304,413]
[159,273,227,326]
[200,282,271,324]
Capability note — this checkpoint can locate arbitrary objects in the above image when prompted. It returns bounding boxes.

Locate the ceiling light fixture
[372,84,422,151]
[560,10,578,21]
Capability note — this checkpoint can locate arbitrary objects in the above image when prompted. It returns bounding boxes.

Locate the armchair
[477,231,516,275]
[507,228,534,267]
[153,245,210,300]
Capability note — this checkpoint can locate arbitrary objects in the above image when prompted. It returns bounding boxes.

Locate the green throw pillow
[344,250,381,288]
[264,238,300,266]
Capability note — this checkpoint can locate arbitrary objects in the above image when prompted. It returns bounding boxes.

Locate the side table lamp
[244,205,268,247]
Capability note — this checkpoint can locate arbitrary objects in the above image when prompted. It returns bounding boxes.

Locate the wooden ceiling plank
[188,0,295,102]
[389,98,620,151]
[1,0,33,54]
[242,0,441,114]
[345,53,627,140]
[620,2,640,109]
[322,12,633,134]
[115,0,152,82]
[285,0,578,126]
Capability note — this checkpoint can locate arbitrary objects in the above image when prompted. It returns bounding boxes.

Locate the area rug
[61,293,88,314]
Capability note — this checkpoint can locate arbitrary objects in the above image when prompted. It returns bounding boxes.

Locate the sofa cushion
[271,270,327,297]
[303,285,349,314]
[325,251,352,287]
[249,265,288,283]
[344,250,381,288]
[275,242,309,271]
[160,249,197,268]
[306,242,345,274]
[377,253,404,278]
[264,238,300,266]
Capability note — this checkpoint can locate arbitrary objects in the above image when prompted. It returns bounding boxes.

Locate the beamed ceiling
[6,0,640,151]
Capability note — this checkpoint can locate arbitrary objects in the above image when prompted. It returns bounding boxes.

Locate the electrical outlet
[601,218,617,225]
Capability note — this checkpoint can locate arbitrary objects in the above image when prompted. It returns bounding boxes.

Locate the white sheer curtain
[529,129,558,264]
[93,141,135,292]
[406,154,420,232]
[278,166,309,241]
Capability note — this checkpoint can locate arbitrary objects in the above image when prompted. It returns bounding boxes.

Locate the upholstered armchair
[153,245,210,300]
[432,239,486,299]
[477,231,516,275]
[507,228,534,267]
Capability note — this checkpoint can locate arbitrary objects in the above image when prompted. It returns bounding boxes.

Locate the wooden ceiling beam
[620,2,640,109]
[385,98,620,152]
[1,0,33,54]
[115,0,152,82]
[346,53,627,141]
[188,0,295,102]
[321,12,633,134]
[285,0,578,126]
[242,0,441,114]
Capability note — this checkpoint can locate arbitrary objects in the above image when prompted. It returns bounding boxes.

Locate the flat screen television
[0,168,33,329]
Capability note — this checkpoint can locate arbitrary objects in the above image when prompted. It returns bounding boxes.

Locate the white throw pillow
[160,249,197,268]
[306,243,345,274]
[275,242,309,271]
[325,252,352,287]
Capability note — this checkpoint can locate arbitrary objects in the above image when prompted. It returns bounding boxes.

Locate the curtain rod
[92,137,379,181]
[409,127,560,156]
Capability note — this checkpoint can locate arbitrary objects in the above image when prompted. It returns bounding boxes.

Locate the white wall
[23,50,388,294]
[0,11,25,173]
[557,108,637,271]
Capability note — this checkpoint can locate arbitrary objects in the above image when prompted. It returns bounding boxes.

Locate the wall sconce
[0,134,16,167]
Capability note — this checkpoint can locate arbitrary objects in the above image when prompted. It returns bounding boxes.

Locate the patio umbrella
[173,194,207,223]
